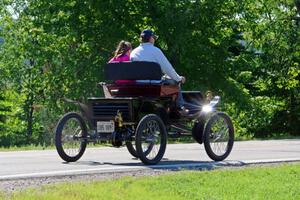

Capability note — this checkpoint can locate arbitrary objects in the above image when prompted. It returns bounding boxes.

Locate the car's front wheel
[203,112,234,161]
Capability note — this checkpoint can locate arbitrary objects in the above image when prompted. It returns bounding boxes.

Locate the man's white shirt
[130,43,182,82]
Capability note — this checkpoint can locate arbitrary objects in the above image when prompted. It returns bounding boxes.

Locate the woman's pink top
[108,54,135,84]
[108,54,130,63]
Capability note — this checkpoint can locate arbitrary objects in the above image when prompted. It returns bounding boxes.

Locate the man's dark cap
[140,29,157,39]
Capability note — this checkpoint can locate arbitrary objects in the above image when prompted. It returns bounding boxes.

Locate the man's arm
[154,48,182,82]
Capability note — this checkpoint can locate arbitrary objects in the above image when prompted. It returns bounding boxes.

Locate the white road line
[1,158,299,181]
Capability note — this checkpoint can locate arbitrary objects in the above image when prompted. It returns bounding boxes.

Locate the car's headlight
[202,105,213,113]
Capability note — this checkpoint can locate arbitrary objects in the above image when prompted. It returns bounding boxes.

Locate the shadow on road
[62,159,247,171]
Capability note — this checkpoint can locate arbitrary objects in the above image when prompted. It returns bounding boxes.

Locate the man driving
[130,29,186,84]
[130,29,188,112]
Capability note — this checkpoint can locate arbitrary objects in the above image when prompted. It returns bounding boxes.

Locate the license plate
[97,121,115,133]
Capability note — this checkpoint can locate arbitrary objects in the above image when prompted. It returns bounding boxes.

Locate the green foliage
[238,0,300,136]
[0,90,27,147]
[0,0,299,147]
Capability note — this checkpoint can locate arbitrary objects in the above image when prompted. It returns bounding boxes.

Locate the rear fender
[192,116,206,144]
[63,98,93,129]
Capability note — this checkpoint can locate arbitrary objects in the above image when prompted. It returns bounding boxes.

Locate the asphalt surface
[0,139,299,180]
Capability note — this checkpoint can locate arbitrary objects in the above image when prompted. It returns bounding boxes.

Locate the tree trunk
[289,89,299,135]
[25,93,34,140]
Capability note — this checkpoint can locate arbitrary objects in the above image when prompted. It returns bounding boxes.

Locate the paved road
[0,140,299,180]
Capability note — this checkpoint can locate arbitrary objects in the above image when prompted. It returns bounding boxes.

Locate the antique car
[55,61,234,165]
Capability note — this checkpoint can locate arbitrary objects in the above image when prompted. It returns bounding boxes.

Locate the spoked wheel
[55,112,87,162]
[203,112,234,161]
[135,114,167,165]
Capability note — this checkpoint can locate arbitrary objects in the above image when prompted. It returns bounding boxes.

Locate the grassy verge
[0,143,110,152]
[2,163,300,200]
[0,144,54,152]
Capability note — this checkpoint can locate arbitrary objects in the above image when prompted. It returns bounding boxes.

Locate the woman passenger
[108,40,134,84]
[108,40,132,63]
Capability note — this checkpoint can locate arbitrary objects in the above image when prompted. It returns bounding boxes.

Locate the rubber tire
[55,112,87,162]
[135,114,167,165]
[125,141,139,158]
[203,112,234,161]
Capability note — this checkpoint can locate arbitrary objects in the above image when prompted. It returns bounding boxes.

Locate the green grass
[0,144,52,152]
[255,134,300,140]
[0,143,109,152]
[3,163,300,200]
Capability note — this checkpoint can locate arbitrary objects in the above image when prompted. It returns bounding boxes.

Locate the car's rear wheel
[55,112,87,162]
[135,114,167,165]
[125,140,138,158]
[203,112,234,161]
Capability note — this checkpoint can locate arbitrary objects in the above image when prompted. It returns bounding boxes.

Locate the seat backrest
[104,61,162,80]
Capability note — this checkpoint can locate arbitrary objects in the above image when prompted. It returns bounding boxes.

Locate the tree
[0,0,299,147]
[235,0,300,136]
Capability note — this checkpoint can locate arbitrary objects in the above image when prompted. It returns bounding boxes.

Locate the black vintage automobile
[55,62,234,165]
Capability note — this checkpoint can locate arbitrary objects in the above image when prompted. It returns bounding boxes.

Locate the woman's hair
[114,40,132,57]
